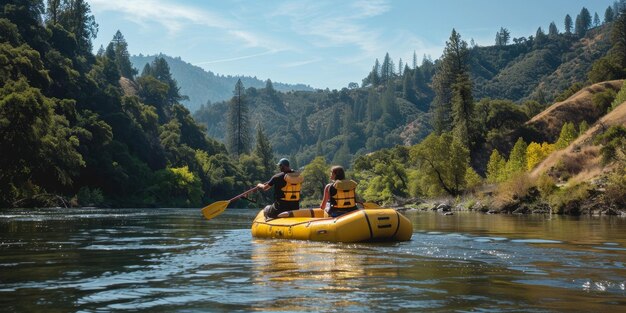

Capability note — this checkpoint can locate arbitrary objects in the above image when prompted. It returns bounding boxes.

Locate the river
[0,208,624,312]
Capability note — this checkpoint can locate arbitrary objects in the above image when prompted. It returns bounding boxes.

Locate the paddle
[201,186,259,220]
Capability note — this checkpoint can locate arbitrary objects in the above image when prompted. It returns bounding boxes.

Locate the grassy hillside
[526,80,623,142]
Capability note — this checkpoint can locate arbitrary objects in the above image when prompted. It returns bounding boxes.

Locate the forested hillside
[130,54,314,112]
[193,5,616,171]
[0,1,264,208]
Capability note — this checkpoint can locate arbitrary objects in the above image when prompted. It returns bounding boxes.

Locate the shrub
[592,89,616,113]
[76,187,104,207]
[535,173,557,198]
[594,125,626,164]
[493,173,532,208]
[609,80,626,111]
[464,167,483,190]
[548,183,590,214]
[554,82,583,102]
[605,169,626,208]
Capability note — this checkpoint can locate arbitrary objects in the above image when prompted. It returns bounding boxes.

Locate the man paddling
[256,158,303,219]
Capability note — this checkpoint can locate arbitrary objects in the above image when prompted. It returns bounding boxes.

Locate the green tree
[354,150,408,202]
[548,22,559,36]
[565,14,573,34]
[605,6,615,23]
[151,166,202,207]
[495,27,510,45]
[0,79,84,206]
[380,52,394,83]
[575,7,592,37]
[301,156,329,201]
[594,125,626,164]
[410,133,469,196]
[46,0,61,24]
[254,124,274,179]
[486,149,507,183]
[555,122,577,149]
[610,80,626,110]
[111,30,137,79]
[506,137,528,176]
[226,79,251,157]
[58,0,98,54]
[362,58,380,86]
[431,29,469,134]
[578,120,590,136]
[451,72,474,148]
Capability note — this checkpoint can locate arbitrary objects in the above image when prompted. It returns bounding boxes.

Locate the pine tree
[486,149,506,183]
[402,67,415,103]
[46,0,61,24]
[412,51,418,69]
[226,79,251,157]
[111,30,137,79]
[451,73,474,148]
[58,0,98,54]
[506,138,528,175]
[575,7,592,37]
[431,29,469,134]
[380,53,394,83]
[548,22,559,36]
[594,12,601,27]
[605,6,615,23]
[254,124,273,179]
[363,59,381,86]
[565,14,573,34]
[495,27,510,45]
[555,122,577,149]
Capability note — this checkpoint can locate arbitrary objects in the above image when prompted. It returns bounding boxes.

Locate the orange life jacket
[280,172,303,201]
[331,179,358,209]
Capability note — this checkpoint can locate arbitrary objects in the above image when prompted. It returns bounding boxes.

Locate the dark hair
[331,165,346,180]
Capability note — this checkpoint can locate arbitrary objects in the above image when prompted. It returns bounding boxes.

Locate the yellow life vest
[280,172,303,201]
[331,180,358,209]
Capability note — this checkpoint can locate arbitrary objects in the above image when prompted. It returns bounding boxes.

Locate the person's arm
[257,176,275,191]
[319,184,330,211]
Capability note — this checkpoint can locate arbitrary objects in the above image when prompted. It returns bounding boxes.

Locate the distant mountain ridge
[130,54,314,112]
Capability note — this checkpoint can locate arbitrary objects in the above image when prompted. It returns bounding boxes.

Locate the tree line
[0,0,272,208]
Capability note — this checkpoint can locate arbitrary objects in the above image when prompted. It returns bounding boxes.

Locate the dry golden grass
[527,80,623,141]
[530,99,626,185]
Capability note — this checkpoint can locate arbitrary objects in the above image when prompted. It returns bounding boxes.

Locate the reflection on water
[0,208,624,312]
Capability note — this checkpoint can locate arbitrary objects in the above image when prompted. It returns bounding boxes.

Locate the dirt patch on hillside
[120,77,138,97]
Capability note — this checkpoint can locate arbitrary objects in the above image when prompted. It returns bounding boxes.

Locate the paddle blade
[201,200,230,220]
[362,202,382,210]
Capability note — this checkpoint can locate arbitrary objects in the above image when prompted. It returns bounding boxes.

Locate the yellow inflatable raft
[251,207,413,243]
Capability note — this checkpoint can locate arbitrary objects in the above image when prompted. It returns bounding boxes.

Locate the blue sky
[89,0,616,90]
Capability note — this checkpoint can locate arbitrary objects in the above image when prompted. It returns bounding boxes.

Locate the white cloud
[89,0,235,33]
[271,0,391,62]
[350,0,391,18]
[90,0,293,54]
[280,58,322,68]
[193,49,283,65]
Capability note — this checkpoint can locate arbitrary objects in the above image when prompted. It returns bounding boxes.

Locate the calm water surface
[0,208,624,312]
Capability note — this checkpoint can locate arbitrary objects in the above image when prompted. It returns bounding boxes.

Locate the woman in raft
[319,165,359,218]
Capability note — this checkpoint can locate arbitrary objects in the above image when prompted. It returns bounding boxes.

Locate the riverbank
[390,188,626,217]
